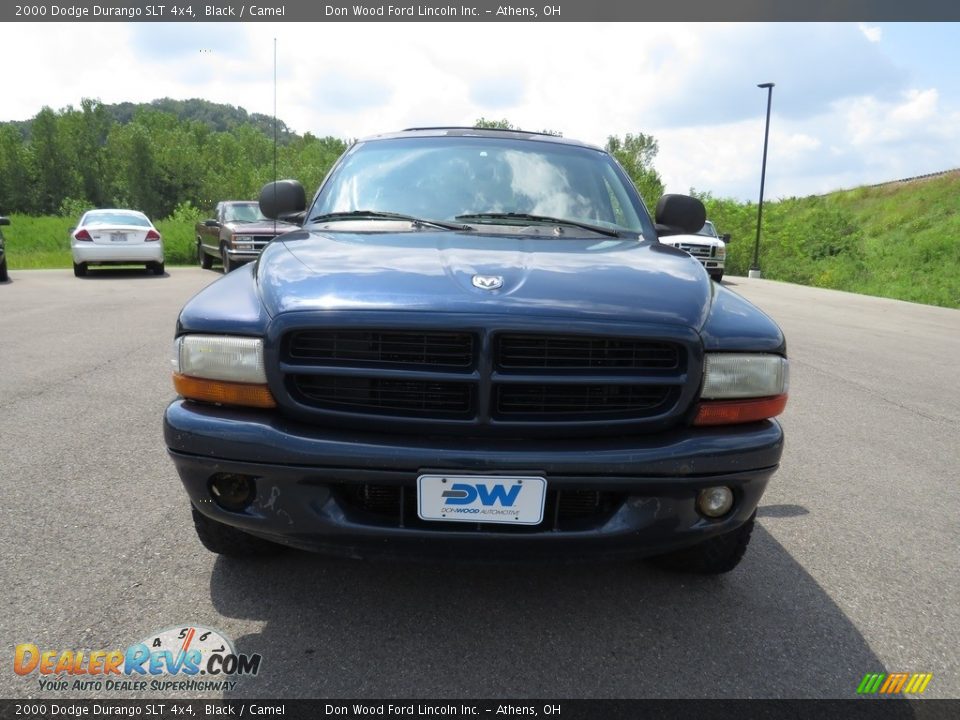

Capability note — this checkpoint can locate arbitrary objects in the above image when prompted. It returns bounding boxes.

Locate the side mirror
[260,180,306,220]
[278,210,306,226]
[721,233,731,243]
[0,217,9,226]
[204,219,219,227]
[654,194,706,237]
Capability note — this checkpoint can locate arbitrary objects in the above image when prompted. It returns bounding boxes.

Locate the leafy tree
[0,125,37,213]
[59,99,113,208]
[474,117,561,136]
[605,133,664,210]
[32,107,80,213]
[474,117,516,130]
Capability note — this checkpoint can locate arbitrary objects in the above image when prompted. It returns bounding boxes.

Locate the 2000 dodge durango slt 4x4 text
[164,128,788,574]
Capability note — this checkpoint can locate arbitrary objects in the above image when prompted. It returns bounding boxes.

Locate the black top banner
[1,700,959,720]
[4,0,960,22]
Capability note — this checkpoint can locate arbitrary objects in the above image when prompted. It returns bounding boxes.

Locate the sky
[5,22,959,201]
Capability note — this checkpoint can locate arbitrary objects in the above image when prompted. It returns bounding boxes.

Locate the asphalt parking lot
[1,267,958,699]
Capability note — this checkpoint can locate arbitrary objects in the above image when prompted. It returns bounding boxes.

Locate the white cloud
[859,24,883,43]
[844,88,941,146]
[891,88,938,122]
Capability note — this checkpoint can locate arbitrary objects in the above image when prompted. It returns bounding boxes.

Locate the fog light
[697,486,734,518]
[209,473,256,512]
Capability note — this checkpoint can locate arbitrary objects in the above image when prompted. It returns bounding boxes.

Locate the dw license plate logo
[417,475,546,525]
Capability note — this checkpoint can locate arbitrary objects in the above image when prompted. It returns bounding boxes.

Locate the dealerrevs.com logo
[14,625,261,693]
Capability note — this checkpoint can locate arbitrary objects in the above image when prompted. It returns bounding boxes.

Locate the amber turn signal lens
[693,394,788,426]
[173,373,276,408]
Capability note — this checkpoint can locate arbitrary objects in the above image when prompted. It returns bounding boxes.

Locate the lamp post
[750,82,774,279]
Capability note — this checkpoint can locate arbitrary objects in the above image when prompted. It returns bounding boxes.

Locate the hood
[255,229,713,329]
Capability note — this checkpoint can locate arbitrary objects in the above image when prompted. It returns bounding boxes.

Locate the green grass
[704,171,960,308]
[4,214,199,268]
[3,215,75,268]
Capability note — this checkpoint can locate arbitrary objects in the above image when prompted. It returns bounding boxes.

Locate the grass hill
[705,170,960,309]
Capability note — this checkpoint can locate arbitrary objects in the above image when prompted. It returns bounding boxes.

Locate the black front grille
[497,334,679,371]
[278,327,690,434]
[287,330,474,369]
[291,376,473,417]
[339,483,623,532]
[495,383,673,418]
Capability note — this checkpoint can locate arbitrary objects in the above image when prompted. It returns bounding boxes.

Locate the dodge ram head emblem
[472,274,503,290]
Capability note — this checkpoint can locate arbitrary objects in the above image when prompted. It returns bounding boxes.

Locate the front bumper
[223,247,264,262]
[165,399,783,560]
[697,258,725,272]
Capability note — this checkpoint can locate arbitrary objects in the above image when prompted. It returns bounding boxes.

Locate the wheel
[221,245,234,273]
[73,261,87,277]
[710,271,724,282]
[648,512,755,574]
[149,261,165,275]
[198,241,213,269]
[0,257,7,281]
[191,505,282,557]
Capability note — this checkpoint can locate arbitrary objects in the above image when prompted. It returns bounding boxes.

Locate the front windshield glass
[224,203,266,223]
[311,136,655,236]
[695,221,717,238]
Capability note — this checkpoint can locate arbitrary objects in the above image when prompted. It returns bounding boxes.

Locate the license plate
[417,474,546,525]
[110,233,128,242]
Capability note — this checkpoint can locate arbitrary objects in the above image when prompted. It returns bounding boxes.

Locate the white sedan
[70,209,164,277]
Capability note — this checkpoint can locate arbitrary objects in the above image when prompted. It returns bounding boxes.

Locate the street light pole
[750,82,775,279]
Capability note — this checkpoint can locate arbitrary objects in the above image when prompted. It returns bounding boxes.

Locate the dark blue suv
[164,128,788,573]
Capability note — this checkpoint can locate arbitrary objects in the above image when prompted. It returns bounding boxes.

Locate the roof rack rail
[402,126,559,137]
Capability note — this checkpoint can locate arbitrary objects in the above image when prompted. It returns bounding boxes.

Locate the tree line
[0,105,667,221]
[0,99,347,219]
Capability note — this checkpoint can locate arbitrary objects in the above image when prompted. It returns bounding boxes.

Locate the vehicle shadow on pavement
[207,522,885,699]
[74,268,168,279]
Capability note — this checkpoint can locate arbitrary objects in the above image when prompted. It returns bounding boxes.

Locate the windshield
[695,221,718,238]
[311,136,656,236]
[224,203,266,223]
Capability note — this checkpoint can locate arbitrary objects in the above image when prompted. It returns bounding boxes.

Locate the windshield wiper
[309,210,472,232]
[455,212,621,238]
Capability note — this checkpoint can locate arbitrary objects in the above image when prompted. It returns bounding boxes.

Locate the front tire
[149,261,165,275]
[191,505,282,557]
[710,271,724,282]
[648,512,755,574]
[0,257,7,281]
[73,261,87,277]
[198,241,213,269]
[221,245,234,273]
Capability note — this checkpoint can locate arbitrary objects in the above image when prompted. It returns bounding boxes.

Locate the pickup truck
[665,220,730,282]
[165,128,788,574]
[195,201,296,272]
